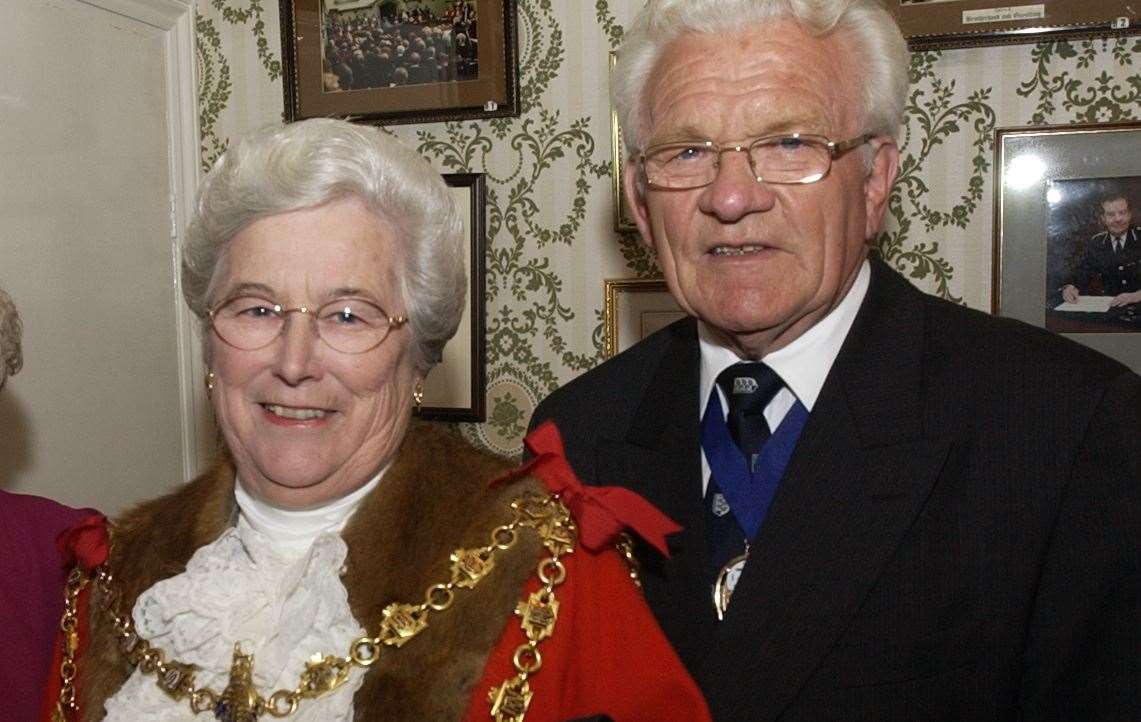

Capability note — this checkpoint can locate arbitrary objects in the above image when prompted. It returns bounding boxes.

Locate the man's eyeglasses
[208,296,407,354]
[639,133,874,190]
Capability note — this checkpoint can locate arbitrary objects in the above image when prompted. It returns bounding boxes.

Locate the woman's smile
[260,402,333,423]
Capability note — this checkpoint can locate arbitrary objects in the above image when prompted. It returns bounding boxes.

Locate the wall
[196,1,1141,457]
[0,0,198,513]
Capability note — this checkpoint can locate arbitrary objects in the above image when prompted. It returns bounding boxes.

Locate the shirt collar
[698,258,870,412]
[235,465,387,556]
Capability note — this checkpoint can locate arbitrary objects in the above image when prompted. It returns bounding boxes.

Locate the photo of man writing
[1061,190,1141,308]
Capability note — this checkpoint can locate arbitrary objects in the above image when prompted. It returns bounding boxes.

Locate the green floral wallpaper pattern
[195,0,1140,457]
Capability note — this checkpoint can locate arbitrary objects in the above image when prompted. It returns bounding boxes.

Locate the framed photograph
[610,51,637,232]
[280,0,520,125]
[993,122,1141,373]
[886,1,1137,50]
[419,172,487,421]
[603,278,686,358]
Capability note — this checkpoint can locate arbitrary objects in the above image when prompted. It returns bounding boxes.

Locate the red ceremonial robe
[43,422,710,722]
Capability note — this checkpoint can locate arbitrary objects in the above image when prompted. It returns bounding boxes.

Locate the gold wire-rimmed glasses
[208,296,408,354]
[639,132,874,190]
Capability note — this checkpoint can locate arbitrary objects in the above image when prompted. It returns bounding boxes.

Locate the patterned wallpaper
[195,1,1140,457]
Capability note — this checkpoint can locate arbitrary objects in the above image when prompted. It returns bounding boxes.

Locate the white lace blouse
[101,474,382,721]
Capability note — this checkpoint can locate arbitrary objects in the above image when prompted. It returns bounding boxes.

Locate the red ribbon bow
[56,514,110,570]
[498,421,681,557]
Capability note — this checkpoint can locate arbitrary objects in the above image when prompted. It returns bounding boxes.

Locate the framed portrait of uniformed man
[994,122,1141,374]
[1044,177,1141,334]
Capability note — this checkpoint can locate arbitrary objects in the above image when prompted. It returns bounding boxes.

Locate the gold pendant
[299,654,351,698]
[157,660,197,701]
[378,602,428,647]
[515,589,559,642]
[712,548,749,621]
[488,674,533,722]
[451,547,496,588]
[215,644,262,722]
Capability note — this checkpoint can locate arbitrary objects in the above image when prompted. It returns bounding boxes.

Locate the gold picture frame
[603,278,685,358]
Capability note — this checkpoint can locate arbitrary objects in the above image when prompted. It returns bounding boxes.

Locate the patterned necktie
[716,363,784,468]
[703,362,787,616]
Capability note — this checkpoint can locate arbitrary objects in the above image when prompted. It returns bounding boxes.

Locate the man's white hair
[612,0,909,157]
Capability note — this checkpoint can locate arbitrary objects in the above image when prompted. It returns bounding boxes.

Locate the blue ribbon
[700,391,808,539]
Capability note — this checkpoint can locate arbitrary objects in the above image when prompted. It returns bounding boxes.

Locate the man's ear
[864,138,900,238]
[624,160,657,251]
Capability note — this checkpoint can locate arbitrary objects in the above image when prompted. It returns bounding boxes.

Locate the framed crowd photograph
[610,51,637,232]
[886,1,1137,50]
[419,172,487,421]
[603,278,686,358]
[280,0,520,125]
[993,122,1141,373]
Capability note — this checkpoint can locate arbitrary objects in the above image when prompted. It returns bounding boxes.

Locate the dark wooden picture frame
[992,122,1141,373]
[418,172,487,421]
[886,0,1137,50]
[280,0,520,125]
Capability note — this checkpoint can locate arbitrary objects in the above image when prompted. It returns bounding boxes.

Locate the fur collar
[80,421,543,721]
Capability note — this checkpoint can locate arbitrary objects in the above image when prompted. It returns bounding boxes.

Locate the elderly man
[531,0,1140,719]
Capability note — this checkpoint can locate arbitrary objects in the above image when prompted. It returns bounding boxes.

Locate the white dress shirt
[698,259,871,495]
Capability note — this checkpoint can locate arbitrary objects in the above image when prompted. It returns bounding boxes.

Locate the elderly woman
[0,288,96,722]
[44,119,708,722]
[0,287,22,390]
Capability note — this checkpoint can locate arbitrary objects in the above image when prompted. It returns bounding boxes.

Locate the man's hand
[1108,290,1141,307]
[1061,284,1080,303]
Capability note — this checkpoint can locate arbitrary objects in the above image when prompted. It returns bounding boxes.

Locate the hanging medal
[712,542,749,620]
[700,393,809,618]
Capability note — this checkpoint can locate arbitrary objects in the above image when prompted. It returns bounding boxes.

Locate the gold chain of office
[52,490,577,722]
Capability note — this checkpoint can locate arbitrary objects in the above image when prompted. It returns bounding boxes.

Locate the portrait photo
[1045,177,1141,333]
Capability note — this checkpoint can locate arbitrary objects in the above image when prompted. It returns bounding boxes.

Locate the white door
[0,0,207,514]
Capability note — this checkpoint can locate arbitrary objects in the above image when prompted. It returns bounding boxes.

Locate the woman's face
[208,196,420,509]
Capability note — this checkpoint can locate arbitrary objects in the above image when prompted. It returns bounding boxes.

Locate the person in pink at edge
[0,286,95,722]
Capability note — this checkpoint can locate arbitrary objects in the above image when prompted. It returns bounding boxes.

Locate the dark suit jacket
[531,259,1140,721]
[1072,226,1141,296]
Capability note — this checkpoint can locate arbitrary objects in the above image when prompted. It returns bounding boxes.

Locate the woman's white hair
[0,288,22,390]
[613,0,909,157]
[182,118,466,373]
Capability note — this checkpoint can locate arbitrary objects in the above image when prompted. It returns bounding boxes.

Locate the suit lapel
[595,319,719,669]
[1127,227,1141,255]
[698,260,953,721]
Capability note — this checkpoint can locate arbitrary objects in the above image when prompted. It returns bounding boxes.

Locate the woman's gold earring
[205,371,216,396]
[412,382,424,413]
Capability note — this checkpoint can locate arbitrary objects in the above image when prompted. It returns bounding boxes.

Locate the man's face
[625,22,898,357]
[1101,198,1132,236]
